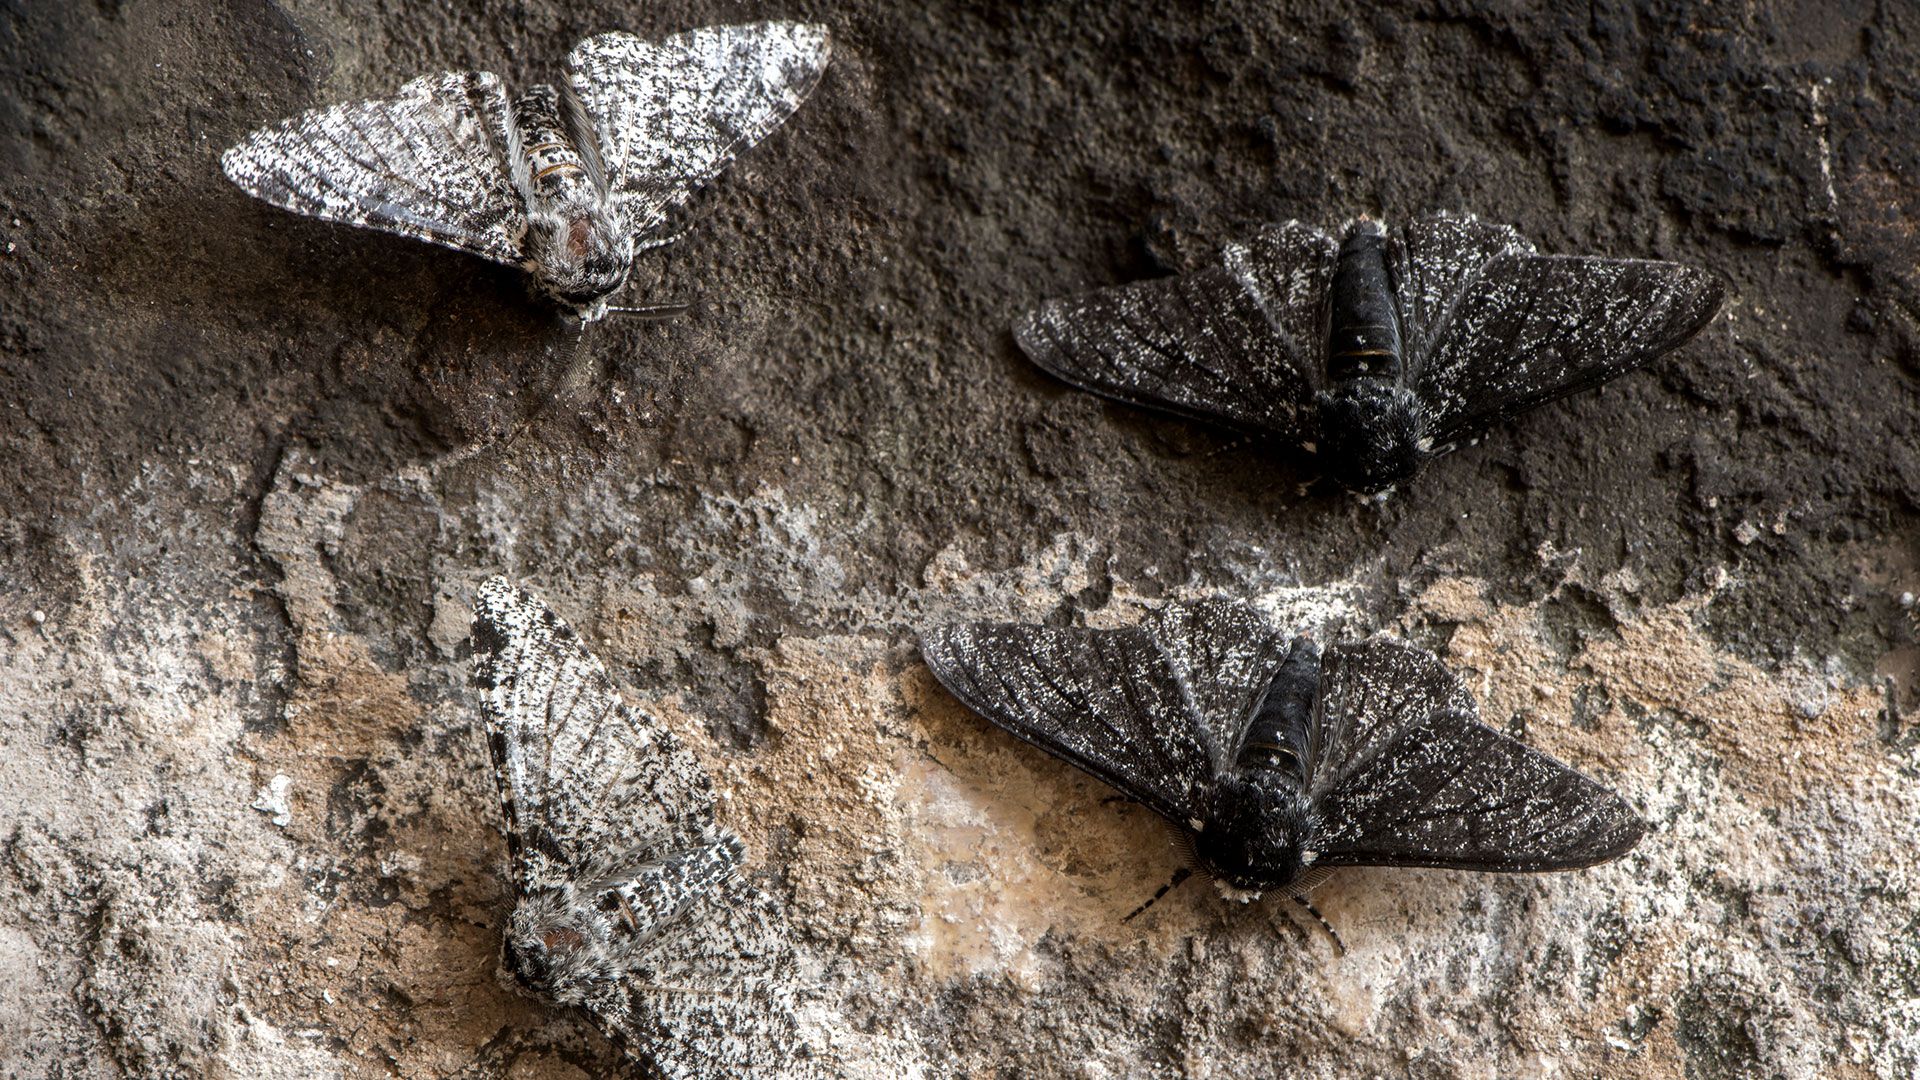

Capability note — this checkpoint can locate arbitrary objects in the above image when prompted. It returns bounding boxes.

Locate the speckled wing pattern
[1305,637,1645,871]
[471,578,717,889]
[1405,233,1729,451]
[613,874,808,1074]
[220,72,527,264]
[1129,599,1295,776]
[918,617,1222,823]
[1013,221,1338,440]
[471,578,819,1079]
[923,600,1643,875]
[1383,213,1534,369]
[567,23,833,247]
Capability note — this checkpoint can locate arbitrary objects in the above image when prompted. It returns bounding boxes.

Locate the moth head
[1192,774,1314,894]
[527,207,633,321]
[501,889,617,1006]
[1314,382,1427,495]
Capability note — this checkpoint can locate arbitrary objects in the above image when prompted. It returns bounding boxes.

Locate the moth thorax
[1193,775,1312,893]
[1238,741,1305,778]
[502,889,617,1006]
[1314,380,1426,495]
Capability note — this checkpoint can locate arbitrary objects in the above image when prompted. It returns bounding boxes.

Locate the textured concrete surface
[3,1,1919,1077]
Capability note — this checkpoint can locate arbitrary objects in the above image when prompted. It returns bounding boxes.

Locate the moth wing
[566,23,832,248]
[1306,639,1645,871]
[1385,212,1536,366]
[471,578,718,893]
[919,620,1218,824]
[1013,221,1338,442]
[603,874,823,1079]
[1142,599,1296,776]
[221,72,528,264]
[1410,251,1727,451]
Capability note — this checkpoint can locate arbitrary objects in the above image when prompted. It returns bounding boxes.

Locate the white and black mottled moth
[920,599,1645,918]
[470,577,824,1078]
[223,23,831,321]
[1015,213,1728,494]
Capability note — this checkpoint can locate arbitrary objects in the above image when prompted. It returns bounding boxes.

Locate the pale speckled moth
[1015,213,1727,493]
[470,577,829,1078]
[222,23,830,321]
[920,599,1645,909]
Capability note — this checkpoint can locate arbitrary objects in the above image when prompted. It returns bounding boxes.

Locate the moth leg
[605,300,694,320]
[446,324,597,465]
[1290,895,1346,956]
[1122,865,1193,923]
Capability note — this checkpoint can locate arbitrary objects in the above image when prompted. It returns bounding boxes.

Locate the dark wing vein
[1013,221,1337,444]
[1305,639,1645,872]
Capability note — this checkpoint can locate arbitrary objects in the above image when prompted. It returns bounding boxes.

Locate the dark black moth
[919,599,1645,905]
[1014,213,1728,493]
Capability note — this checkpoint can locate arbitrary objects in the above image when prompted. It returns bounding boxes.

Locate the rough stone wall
[3,1,1918,1078]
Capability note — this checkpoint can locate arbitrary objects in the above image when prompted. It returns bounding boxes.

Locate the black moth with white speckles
[1015,213,1727,494]
[920,599,1644,899]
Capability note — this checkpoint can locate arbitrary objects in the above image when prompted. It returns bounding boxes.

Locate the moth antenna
[501,323,593,451]
[606,300,694,320]
[1122,865,1193,924]
[1290,469,1340,500]
[434,324,591,469]
[1292,895,1346,956]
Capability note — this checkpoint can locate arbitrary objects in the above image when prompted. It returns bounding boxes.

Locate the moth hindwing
[470,577,822,1078]
[1014,213,1727,493]
[222,23,831,321]
[919,598,1646,899]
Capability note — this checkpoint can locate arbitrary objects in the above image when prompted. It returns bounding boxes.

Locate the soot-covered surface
[2,1,1917,1077]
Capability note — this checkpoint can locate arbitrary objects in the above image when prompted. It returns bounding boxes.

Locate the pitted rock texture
[2,2,1918,1078]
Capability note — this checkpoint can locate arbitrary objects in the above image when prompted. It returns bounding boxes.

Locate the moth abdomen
[512,84,633,317]
[1325,221,1404,382]
[1235,637,1321,780]
[513,85,597,198]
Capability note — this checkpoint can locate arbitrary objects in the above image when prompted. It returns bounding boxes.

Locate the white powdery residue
[466,474,532,566]
[919,533,1096,624]
[681,486,857,610]
[214,1011,346,1080]
[1244,579,1364,637]
[251,774,294,827]
[1810,79,1840,222]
